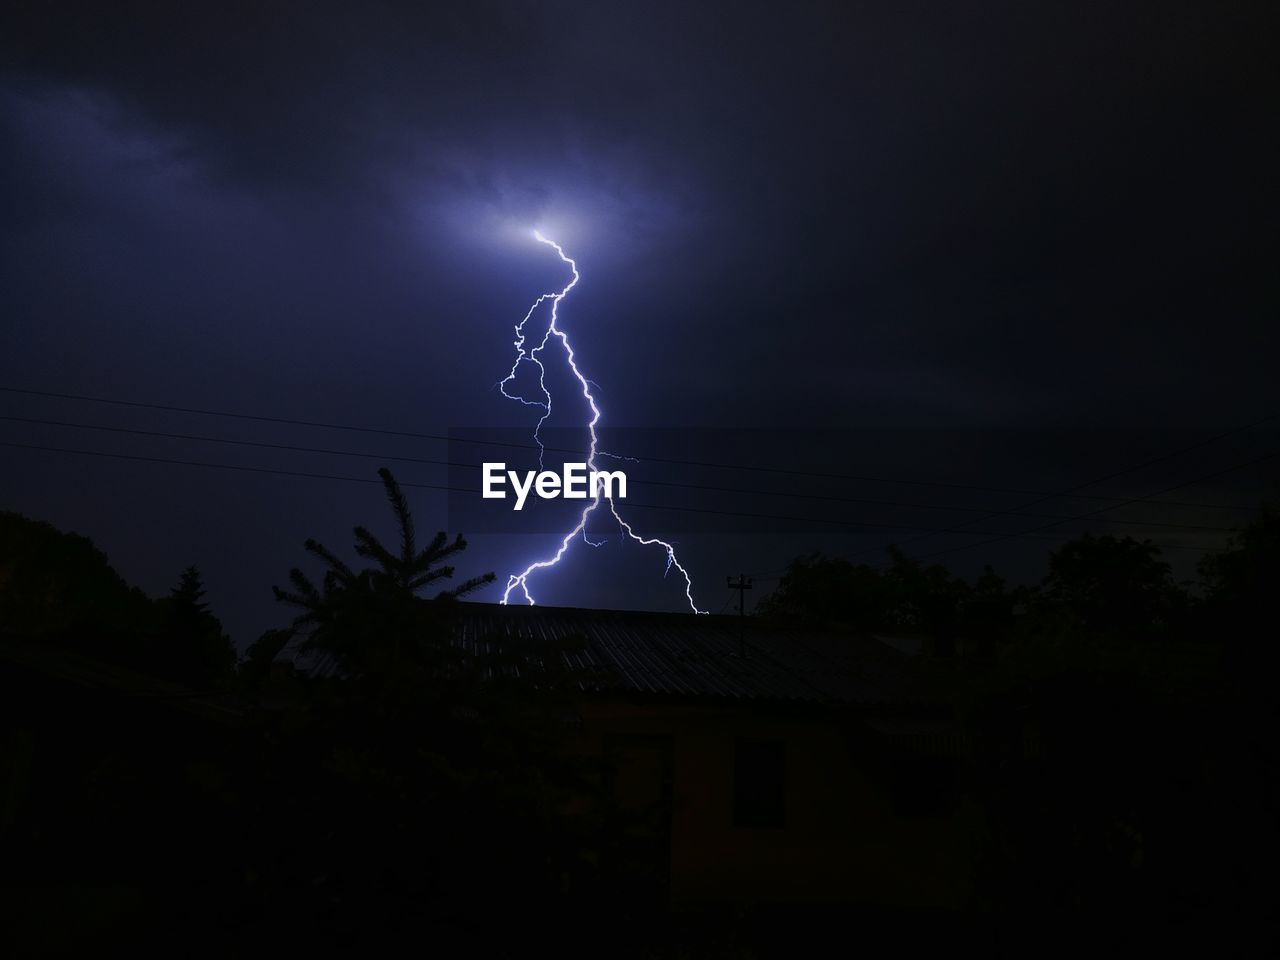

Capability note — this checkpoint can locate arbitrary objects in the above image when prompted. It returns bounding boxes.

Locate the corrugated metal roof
[276,603,929,706]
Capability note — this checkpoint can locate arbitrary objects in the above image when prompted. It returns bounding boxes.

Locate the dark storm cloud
[3,2,720,221]
[5,4,1275,402]
[4,0,1276,428]
[1,1,1277,637]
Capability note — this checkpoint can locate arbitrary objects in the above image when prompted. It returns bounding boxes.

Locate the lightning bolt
[498,231,704,613]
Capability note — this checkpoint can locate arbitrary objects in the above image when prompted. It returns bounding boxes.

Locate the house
[278,603,979,909]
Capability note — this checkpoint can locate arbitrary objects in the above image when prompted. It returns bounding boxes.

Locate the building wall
[576,701,977,907]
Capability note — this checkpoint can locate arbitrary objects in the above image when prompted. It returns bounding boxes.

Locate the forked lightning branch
[482,462,627,512]
[495,231,704,612]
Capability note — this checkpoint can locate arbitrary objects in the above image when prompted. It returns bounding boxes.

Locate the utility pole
[727,573,752,658]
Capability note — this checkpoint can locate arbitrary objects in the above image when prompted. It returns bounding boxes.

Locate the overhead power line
[0,413,1249,531]
[908,448,1280,563]
[0,439,1239,551]
[853,411,1277,559]
[0,384,1263,508]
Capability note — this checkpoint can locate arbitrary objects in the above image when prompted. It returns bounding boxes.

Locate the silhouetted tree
[961,531,1275,939]
[0,511,152,643]
[757,547,1017,656]
[251,468,598,929]
[959,564,1022,657]
[153,565,236,686]
[1031,534,1187,641]
[1199,504,1279,624]
[1198,504,1280,700]
[271,467,495,678]
[881,545,972,647]
[755,552,890,630]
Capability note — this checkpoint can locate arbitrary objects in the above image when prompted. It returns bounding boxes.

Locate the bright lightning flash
[497,230,704,613]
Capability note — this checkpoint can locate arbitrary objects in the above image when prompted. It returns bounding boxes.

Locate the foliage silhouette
[0,512,234,685]
[1032,533,1187,640]
[153,565,236,686]
[1198,504,1280,698]
[0,510,152,641]
[757,545,1019,654]
[254,468,603,927]
[7,495,1277,948]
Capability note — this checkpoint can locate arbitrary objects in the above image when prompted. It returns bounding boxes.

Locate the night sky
[2,2,1277,645]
